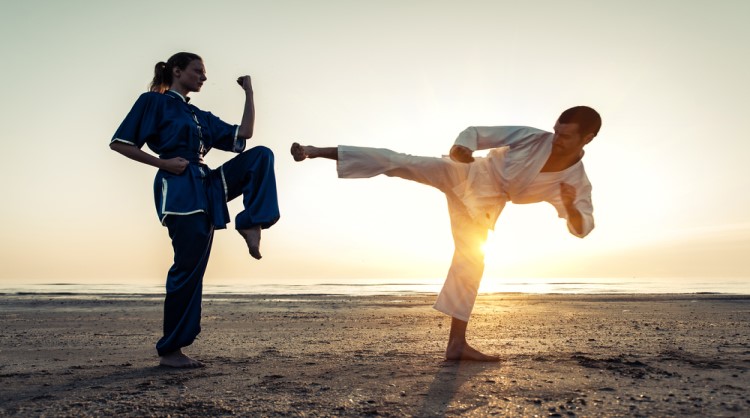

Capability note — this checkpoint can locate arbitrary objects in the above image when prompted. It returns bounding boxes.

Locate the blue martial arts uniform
[112,90,279,355]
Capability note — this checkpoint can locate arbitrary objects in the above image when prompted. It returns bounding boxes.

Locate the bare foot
[159,350,204,368]
[445,342,500,362]
[291,142,308,161]
[238,227,262,260]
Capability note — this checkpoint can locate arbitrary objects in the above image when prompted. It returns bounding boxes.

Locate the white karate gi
[337,126,594,321]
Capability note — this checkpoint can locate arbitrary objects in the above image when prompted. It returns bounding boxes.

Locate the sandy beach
[0,293,748,417]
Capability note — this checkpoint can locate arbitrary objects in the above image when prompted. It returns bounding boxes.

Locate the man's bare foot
[291,142,308,161]
[159,350,204,368]
[238,227,262,260]
[291,143,338,161]
[445,342,500,362]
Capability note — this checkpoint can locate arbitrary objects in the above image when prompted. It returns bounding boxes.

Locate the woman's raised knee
[246,145,274,162]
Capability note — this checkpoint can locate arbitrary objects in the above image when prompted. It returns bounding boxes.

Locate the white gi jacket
[453,126,594,237]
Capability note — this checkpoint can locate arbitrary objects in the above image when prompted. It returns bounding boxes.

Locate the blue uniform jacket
[111,90,244,229]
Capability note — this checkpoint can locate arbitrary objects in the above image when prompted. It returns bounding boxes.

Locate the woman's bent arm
[237,75,255,139]
[110,142,188,175]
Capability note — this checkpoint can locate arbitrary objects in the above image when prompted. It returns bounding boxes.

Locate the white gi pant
[337,145,509,322]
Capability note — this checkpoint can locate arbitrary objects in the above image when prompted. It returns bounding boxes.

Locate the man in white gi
[291,106,601,361]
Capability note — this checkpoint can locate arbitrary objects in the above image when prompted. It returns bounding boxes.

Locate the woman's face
[173,59,207,93]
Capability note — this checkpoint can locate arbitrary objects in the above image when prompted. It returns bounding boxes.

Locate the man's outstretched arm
[453,126,542,154]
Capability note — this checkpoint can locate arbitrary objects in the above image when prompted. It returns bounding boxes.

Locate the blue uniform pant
[222,146,280,230]
[156,146,279,356]
[157,213,212,356]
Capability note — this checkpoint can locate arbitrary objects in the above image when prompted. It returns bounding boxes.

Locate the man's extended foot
[238,227,262,260]
[159,350,204,368]
[291,142,308,161]
[445,342,501,362]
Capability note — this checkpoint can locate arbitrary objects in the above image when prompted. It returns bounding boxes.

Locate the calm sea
[1,277,748,296]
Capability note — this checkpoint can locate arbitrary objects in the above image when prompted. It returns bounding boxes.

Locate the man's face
[173,59,207,92]
[552,121,589,155]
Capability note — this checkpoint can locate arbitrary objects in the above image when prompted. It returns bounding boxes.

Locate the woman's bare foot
[445,341,501,362]
[238,226,262,260]
[291,142,308,161]
[159,350,204,368]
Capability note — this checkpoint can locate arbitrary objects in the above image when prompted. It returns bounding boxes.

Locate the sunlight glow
[1,1,749,288]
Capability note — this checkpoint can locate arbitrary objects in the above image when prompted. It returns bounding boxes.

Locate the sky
[1,0,748,289]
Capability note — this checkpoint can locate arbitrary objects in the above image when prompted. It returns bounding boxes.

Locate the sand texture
[1,293,749,417]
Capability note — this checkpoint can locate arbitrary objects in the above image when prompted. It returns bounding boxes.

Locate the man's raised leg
[291,141,497,360]
[293,143,466,195]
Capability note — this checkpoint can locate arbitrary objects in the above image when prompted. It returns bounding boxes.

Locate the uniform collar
[165,90,190,103]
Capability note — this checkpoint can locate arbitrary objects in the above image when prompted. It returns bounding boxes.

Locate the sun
[481,203,573,272]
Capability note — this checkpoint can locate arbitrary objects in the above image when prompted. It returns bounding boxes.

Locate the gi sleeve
[565,182,595,238]
[205,111,244,153]
[454,126,547,151]
[111,92,161,148]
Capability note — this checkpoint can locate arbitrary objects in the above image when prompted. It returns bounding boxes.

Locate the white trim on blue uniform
[232,126,245,153]
[111,138,136,145]
[161,178,168,215]
[167,90,187,102]
[159,178,206,225]
[220,166,228,201]
[160,210,207,225]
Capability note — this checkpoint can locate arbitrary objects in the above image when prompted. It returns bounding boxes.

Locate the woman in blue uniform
[110,52,280,368]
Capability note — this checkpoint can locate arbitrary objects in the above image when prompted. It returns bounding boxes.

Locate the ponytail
[150,61,169,93]
[149,52,203,93]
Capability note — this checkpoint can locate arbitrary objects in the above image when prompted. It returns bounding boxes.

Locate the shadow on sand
[419,360,501,416]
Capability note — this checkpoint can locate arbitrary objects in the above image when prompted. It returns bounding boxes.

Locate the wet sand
[1,293,748,417]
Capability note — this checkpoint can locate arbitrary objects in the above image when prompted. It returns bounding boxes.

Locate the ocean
[1,276,748,296]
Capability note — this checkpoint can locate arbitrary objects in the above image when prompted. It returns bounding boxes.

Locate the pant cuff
[432,302,471,322]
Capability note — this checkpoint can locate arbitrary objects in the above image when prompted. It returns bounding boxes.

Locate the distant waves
[1,277,748,296]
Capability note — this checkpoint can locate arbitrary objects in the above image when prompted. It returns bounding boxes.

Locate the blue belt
[160,152,205,164]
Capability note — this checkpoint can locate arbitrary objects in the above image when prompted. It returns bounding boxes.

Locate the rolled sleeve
[566,184,594,238]
[454,126,549,151]
[232,126,246,152]
[206,111,244,153]
[567,202,595,238]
